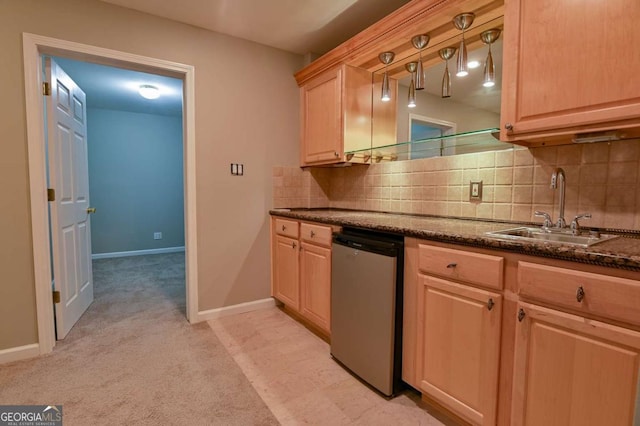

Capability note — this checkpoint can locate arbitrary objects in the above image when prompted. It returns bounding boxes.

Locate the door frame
[22,33,199,355]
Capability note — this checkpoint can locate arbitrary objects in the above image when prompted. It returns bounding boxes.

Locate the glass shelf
[345,128,510,163]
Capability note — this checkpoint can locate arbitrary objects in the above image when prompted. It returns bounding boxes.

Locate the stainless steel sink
[485,227,620,247]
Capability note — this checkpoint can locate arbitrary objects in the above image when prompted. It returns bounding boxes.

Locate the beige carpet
[0,253,278,426]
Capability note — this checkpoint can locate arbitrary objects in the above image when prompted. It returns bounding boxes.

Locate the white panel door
[46,57,94,339]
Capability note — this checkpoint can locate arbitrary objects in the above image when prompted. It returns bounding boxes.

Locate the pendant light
[439,47,456,98]
[378,52,395,102]
[411,34,429,90]
[481,29,501,87]
[452,13,475,77]
[405,62,418,108]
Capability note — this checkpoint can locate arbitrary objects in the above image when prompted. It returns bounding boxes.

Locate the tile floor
[208,307,459,425]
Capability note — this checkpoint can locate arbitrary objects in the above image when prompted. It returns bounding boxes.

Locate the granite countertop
[270,208,640,271]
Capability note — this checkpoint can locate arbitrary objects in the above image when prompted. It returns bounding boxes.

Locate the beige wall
[0,0,302,350]
[274,141,640,230]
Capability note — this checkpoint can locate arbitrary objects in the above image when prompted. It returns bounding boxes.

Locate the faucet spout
[551,168,566,228]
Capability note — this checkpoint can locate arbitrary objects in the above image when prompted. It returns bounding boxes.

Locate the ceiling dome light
[138,84,160,99]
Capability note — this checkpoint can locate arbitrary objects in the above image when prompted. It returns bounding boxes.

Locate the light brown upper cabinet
[500,0,640,145]
[300,65,372,166]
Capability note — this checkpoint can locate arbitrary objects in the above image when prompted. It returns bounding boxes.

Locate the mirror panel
[365,16,512,161]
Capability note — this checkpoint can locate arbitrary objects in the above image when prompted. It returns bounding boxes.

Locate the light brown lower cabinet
[512,301,640,426]
[300,242,331,332]
[273,234,300,310]
[271,217,333,334]
[416,274,503,426]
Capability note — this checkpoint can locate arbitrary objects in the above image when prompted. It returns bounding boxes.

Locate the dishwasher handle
[333,233,401,257]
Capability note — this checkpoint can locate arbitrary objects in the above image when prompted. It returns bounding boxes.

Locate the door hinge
[47,188,55,201]
[52,290,61,304]
[42,82,51,96]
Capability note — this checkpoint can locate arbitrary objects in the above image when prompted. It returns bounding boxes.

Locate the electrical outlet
[154,232,162,240]
[469,181,483,200]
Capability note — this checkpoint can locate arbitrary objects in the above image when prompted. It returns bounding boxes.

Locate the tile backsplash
[273,141,640,230]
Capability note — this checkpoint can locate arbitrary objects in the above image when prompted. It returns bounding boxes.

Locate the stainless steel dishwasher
[331,227,404,397]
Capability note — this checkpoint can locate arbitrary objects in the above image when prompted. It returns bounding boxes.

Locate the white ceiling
[99,0,413,55]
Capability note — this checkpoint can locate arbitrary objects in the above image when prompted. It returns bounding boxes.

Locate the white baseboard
[92,246,185,260]
[196,298,276,323]
[0,343,40,364]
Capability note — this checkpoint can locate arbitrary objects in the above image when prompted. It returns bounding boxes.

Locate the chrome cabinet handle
[576,286,585,303]
[518,308,526,322]
[487,298,495,311]
[446,263,457,269]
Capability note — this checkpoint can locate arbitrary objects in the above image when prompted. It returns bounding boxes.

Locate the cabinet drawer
[518,261,640,326]
[418,244,504,290]
[274,218,299,239]
[300,222,332,247]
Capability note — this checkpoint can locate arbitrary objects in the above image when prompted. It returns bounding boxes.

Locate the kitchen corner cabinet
[271,217,333,334]
[501,0,640,144]
[413,243,504,425]
[300,64,372,166]
[512,262,640,426]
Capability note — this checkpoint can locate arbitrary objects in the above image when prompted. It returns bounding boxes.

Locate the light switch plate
[469,180,483,200]
[230,163,244,176]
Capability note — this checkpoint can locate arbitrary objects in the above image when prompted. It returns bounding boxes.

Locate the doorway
[408,114,457,159]
[46,56,186,339]
[23,33,199,355]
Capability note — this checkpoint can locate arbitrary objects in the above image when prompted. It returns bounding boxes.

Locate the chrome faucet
[550,168,566,228]
[570,213,592,235]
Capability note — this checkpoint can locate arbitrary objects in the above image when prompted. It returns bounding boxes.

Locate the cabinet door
[512,302,640,426]
[273,235,299,310]
[417,275,502,425]
[501,0,640,140]
[301,67,342,165]
[300,242,331,333]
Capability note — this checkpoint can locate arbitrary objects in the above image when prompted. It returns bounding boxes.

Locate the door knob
[86,207,97,214]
